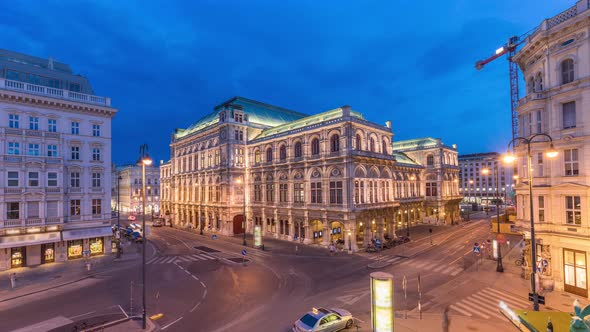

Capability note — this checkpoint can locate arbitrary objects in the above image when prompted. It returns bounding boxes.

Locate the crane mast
[475,35,523,142]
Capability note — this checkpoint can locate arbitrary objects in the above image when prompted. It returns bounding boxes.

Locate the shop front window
[11,247,25,268]
[68,240,83,259]
[90,237,104,256]
[42,243,55,264]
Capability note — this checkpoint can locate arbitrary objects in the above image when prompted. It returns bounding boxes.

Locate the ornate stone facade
[161,97,459,251]
[512,0,590,298]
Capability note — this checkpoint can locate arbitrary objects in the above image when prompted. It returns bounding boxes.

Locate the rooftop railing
[0,78,111,107]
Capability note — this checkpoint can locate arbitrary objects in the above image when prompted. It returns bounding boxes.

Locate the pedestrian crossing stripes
[449,287,530,320]
[368,256,463,276]
[147,254,216,265]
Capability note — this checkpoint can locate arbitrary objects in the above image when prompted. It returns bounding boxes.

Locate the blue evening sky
[0,1,573,164]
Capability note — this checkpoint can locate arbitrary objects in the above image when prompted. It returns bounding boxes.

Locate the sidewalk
[0,240,142,303]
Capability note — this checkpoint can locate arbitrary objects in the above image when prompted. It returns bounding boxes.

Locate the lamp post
[236,176,247,246]
[348,230,352,254]
[405,210,410,237]
[137,144,152,329]
[482,165,503,273]
[504,134,558,311]
[117,175,122,258]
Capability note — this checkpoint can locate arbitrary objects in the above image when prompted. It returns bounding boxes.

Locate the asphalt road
[0,215,509,332]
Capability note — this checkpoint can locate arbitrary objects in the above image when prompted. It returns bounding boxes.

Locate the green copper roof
[175,96,308,139]
[254,107,364,140]
[393,137,440,150]
[393,152,420,166]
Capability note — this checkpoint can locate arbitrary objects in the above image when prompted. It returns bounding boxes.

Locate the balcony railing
[46,217,63,224]
[3,187,23,194]
[4,219,23,227]
[45,187,61,193]
[26,218,42,226]
[0,78,111,107]
[518,92,546,106]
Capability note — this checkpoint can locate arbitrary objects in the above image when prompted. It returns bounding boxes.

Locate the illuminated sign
[370,272,394,332]
[493,239,498,259]
[254,225,262,248]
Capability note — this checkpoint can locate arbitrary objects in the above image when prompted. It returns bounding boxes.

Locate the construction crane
[475,35,524,142]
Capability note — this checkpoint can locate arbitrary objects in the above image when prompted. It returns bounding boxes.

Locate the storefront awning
[0,232,62,249]
[62,227,113,241]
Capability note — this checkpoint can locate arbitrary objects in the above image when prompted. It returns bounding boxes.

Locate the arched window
[279,145,286,160]
[294,141,302,158]
[382,140,388,154]
[266,147,273,162]
[562,59,574,84]
[254,150,261,163]
[330,134,340,152]
[426,154,434,166]
[369,138,375,152]
[220,112,226,122]
[355,134,361,150]
[311,138,320,155]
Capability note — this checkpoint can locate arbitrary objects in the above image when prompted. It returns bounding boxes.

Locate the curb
[0,275,91,303]
[88,317,131,332]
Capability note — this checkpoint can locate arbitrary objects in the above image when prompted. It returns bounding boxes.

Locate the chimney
[385,120,391,128]
[341,105,351,117]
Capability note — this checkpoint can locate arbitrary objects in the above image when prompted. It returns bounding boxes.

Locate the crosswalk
[147,253,217,265]
[449,287,530,320]
[367,256,463,276]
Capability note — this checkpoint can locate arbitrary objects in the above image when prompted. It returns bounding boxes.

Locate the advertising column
[370,271,394,332]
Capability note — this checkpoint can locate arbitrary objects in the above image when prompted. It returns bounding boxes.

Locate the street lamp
[469,179,474,203]
[503,134,558,311]
[348,230,352,253]
[117,175,122,258]
[482,164,504,273]
[236,176,247,246]
[136,144,152,329]
[405,210,410,237]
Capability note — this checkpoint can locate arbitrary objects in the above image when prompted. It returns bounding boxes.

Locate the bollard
[86,262,91,271]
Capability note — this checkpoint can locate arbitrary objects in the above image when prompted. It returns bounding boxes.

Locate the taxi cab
[293,307,354,332]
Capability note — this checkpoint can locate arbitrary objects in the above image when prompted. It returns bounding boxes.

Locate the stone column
[274,209,279,239]
[287,215,294,241]
[322,216,330,246]
[377,216,385,242]
[303,218,313,244]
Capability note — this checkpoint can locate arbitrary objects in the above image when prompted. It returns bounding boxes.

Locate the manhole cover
[194,246,220,253]
[227,258,249,263]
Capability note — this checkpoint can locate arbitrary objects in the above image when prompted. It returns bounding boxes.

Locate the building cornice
[0,89,117,118]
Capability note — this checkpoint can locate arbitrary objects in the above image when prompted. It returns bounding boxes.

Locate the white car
[293,308,354,332]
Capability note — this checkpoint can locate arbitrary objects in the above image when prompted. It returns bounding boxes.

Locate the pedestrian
[10,273,17,289]
[442,305,450,332]
[295,245,299,256]
[329,242,335,256]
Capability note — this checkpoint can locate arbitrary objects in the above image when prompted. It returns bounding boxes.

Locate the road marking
[422,262,438,270]
[190,254,205,261]
[450,267,462,276]
[118,305,129,318]
[200,281,206,288]
[449,304,473,316]
[147,256,159,264]
[432,265,446,272]
[68,310,96,320]
[386,257,401,263]
[470,293,505,320]
[414,261,429,269]
[166,257,177,264]
[459,298,491,319]
[161,317,183,330]
[190,301,202,313]
[481,288,529,307]
[440,266,455,274]
[200,253,215,259]
[192,275,199,281]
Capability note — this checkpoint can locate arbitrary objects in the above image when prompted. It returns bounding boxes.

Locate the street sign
[528,293,545,305]
[542,259,548,267]
[212,235,217,240]
[473,246,481,254]
[242,249,247,256]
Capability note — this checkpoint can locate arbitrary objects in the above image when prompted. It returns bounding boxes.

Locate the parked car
[293,307,354,332]
[152,220,163,227]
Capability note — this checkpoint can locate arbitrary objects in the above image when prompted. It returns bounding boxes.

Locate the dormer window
[234,111,243,123]
[220,112,226,122]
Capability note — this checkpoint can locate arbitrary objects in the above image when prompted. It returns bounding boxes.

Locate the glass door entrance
[564,248,587,297]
